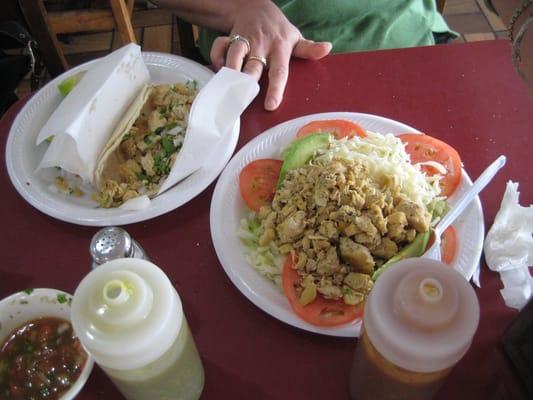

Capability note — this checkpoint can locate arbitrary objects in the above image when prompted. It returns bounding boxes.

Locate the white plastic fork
[423,155,507,261]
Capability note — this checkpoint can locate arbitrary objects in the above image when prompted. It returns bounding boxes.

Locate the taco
[93,81,199,208]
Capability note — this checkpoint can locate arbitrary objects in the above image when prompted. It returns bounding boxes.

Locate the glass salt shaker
[90,226,148,269]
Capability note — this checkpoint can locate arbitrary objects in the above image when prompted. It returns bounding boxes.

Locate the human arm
[152,0,332,110]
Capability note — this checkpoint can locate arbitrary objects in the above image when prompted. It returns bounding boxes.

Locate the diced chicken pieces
[317,278,343,300]
[342,287,365,305]
[395,200,431,233]
[122,189,139,202]
[258,205,272,219]
[299,275,317,306]
[151,84,172,106]
[277,210,307,243]
[368,204,387,235]
[251,156,433,307]
[318,220,338,240]
[344,272,374,294]
[353,215,380,246]
[314,185,330,207]
[259,228,276,246]
[316,246,341,275]
[119,159,142,183]
[147,109,167,132]
[387,211,408,241]
[339,237,375,274]
[370,237,398,259]
[294,252,308,270]
[120,138,137,159]
[140,152,155,177]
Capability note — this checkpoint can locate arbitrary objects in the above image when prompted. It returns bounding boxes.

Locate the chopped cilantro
[165,122,178,130]
[154,154,170,175]
[186,80,198,91]
[136,172,150,182]
[161,136,175,156]
[56,294,68,304]
[154,126,164,135]
[19,300,28,305]
[143,135,153,144]
[22,288,34,295]
[122,132,133,142]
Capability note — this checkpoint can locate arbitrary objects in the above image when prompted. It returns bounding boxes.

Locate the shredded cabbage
[237,213,284,287]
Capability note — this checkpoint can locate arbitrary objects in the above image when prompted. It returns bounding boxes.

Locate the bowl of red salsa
[0,288,93,399]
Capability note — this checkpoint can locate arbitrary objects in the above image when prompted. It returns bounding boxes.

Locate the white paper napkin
[36,43,149,184]
[157,67,259,195]
[484,181,533,309]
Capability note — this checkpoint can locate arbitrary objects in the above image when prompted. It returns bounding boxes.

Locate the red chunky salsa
[0,317,88,399]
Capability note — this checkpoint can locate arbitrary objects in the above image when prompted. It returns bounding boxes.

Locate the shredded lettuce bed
[237,213,284,287]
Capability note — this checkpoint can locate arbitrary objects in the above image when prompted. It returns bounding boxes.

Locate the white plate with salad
[6,52,239,226]
[210,112,484,337]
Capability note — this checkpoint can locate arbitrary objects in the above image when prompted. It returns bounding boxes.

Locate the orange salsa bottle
[349,259,480,400]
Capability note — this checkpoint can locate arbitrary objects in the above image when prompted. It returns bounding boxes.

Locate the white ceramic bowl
[0,288,94,399]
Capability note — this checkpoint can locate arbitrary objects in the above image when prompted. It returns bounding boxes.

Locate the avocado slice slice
[57,70,86,97]
[276,133,330,188]
[372,230,431,281]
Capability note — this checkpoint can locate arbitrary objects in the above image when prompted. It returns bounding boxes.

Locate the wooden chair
[18,0,136,77]
[437,0,446,13]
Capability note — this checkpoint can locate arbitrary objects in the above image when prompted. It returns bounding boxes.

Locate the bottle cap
[71,258,183,370]
[363,258,479,373]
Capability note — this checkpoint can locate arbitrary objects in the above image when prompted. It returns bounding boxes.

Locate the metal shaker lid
[90,227,133,266]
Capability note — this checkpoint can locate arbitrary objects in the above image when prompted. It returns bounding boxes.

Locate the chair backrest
[18,0,136,76]
[437,0,446,13]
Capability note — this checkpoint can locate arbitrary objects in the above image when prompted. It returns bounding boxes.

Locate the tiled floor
[15,0,507,97]
[445,0,507,41]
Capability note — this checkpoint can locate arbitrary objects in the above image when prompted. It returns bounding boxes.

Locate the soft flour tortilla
[94,84,152,190]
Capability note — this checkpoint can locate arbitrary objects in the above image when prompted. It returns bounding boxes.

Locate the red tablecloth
[1,40,531,399]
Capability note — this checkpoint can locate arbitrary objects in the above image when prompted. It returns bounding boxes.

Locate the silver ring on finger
[228,34,250,54]
[247,55,268,69]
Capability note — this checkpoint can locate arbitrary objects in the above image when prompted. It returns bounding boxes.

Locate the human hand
[209,1,332,111]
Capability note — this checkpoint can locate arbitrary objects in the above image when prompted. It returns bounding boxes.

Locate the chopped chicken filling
[93,82,198,208]
[257,159,431,305]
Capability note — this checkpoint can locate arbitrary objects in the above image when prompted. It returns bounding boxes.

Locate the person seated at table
[155,0,532,108]
[153,0,456,110]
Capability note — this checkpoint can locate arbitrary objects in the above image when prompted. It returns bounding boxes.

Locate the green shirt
[198,0,456,63]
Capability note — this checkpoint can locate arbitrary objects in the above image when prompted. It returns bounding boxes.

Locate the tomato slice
[282,257,363,327]
[296,119,367,139]
[425,226,458,265]
[398,133,462,197]
[440,226,457,265]
[239,159,282,212]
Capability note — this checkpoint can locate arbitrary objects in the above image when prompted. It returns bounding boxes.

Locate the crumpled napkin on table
[484,181,533,310]
[36,43,149,184]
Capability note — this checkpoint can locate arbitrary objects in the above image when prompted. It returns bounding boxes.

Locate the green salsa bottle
[71,258,204,400]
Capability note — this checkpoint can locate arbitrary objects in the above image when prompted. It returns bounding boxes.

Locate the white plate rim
[5,52,239,226]
[210,111,484,337]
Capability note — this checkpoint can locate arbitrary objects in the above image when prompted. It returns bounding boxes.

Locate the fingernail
[265,96,277,111]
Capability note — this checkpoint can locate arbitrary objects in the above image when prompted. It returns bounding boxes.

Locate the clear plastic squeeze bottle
[71,258,204,400]
[349,258,480,400]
